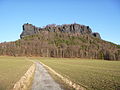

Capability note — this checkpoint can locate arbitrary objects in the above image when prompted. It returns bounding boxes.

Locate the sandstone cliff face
[20,23,101,39]
[0,23,120,60]
[20,23,41,38]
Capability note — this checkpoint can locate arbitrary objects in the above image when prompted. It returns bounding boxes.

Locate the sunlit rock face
[20,23,101,39]
[20,23,41,38]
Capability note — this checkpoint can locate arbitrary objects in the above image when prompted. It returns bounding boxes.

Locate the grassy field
[36,57,120,90]
[0,56,32,90]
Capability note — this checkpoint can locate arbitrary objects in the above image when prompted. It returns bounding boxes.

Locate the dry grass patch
[0,56,32,90]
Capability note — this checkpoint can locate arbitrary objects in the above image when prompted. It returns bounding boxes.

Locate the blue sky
[0,0,120,44]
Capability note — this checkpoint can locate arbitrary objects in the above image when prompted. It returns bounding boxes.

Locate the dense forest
[0,32,120,60]
[0,23,120,60]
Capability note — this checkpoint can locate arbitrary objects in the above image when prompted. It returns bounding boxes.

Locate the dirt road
[32,62,63,90]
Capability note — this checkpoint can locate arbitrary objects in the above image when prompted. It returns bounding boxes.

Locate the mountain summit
[20,23,101,39]
[0,23,120,60]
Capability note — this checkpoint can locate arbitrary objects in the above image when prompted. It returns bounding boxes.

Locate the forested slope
[0,23,120,60]
[0,32,120,60]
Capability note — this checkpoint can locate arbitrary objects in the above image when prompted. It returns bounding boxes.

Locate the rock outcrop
[20,23,101,39]
[0,23,120,60]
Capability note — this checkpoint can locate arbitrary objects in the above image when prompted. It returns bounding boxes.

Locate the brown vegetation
[0,31,120,60]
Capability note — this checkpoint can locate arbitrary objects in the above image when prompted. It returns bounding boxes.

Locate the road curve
[32,62,63,90]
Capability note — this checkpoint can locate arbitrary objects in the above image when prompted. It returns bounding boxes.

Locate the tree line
[0,31,120,60]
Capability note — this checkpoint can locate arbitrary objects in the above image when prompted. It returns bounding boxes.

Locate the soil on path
[32,62,63,90]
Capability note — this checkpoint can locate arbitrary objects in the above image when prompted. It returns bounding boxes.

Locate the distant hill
[0,23,120,60]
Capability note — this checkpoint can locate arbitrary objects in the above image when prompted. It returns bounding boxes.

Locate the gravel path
[32,62,63,90]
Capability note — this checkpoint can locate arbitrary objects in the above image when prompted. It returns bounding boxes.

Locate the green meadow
[0,56,32,90]
[36,58,120,90]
